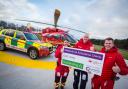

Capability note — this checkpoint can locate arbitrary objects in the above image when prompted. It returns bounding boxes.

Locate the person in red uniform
[54,40,71,89]
[73,33,95,89]
[91,37,128,89]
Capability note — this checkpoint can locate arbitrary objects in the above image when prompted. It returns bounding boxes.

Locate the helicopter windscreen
[64,33,77,43]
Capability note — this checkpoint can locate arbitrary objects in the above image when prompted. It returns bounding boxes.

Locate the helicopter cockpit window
[65,34,76,43]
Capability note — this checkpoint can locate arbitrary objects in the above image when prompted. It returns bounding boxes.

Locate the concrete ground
[0,62,128,89]
[0,50,128,89]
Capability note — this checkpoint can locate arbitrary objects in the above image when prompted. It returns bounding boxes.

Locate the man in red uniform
[54,40,70,89]
[73,33,95,89]
[91,37,128,89]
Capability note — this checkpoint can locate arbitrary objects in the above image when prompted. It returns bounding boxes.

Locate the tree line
[0,20,38,31]
[91,39,128,50]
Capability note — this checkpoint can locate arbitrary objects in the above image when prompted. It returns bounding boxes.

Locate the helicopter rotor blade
[57,25,85,33]
[54,9,61,28]
[15,19,86,33]
[15,19,55,26]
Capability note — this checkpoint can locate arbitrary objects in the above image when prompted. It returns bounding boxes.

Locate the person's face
[83,35,89,43]
[104,40,114,51]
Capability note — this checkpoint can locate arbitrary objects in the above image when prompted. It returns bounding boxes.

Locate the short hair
[104,37,114,43]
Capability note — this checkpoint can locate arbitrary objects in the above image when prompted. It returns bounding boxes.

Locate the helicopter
[16,9,86,46]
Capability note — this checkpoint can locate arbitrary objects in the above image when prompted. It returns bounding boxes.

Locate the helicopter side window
[54,34,60,39]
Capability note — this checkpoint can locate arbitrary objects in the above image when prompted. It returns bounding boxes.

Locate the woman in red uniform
[91,37,128,89]
[54,40,70,89]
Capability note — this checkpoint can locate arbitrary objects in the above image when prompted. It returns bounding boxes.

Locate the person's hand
[112,66,121,73]
[69,67,73,70]
[90,46,95,51]
[61,47,64,53]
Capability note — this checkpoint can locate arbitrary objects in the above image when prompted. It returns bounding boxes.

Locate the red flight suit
[92,47,128,89]
[54,44,69,89]
[55,45,69,76]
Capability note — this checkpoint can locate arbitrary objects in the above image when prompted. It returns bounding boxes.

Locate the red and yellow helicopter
[17,9,85,46]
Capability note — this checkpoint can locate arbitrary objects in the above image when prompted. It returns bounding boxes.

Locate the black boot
[54,75,61,89]
[55,87,59,89]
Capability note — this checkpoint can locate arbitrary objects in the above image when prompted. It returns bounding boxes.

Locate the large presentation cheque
[62,47,105,76]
